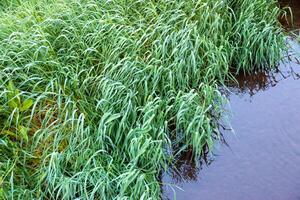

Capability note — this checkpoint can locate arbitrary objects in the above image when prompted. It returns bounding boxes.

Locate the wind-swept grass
[0,0,285,199]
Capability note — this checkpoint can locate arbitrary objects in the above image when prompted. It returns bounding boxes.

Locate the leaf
[7,81,15,92]
[8,99,18,109]
[6,81,21,108]
[6,91,15,102]
[105,113,121,124]
[0,139,7,147]
[19,126,29,142]
[0,188,4,199]
[1,130,17,138]
[20,99,33,111]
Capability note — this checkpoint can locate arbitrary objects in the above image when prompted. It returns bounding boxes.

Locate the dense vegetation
[0,0,285,199]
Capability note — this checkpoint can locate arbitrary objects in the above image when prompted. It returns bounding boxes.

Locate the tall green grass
[0,0,285,199]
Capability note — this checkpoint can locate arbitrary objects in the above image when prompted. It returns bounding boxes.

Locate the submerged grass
[0,0,285,199]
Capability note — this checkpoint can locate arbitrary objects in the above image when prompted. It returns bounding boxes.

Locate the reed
[0,0,285,199]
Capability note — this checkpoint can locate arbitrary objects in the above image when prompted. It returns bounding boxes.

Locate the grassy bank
[0,0,285,199]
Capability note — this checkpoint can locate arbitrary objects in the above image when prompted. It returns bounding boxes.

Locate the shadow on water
[162,1,300,200]
[229,52,300,98]
[279,0,300,30]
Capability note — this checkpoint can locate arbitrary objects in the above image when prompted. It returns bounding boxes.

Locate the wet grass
[0,0,285,199]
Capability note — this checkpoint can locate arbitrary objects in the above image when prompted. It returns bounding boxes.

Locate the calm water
[163,1,300,200]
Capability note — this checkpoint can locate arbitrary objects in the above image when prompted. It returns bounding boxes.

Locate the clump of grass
[0,0,285,199]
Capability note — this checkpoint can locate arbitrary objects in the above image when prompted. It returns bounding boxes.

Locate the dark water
[280,0,300,29]
[163,2,300,200]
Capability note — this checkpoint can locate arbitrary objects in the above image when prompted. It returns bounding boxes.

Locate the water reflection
[229,58,300,98]
[167,149,200,183]
[280,0,300,30]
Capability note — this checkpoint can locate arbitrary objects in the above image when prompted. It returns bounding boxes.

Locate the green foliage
[0,0,285,199]
[0,81,35,199]
[0,0,21,11]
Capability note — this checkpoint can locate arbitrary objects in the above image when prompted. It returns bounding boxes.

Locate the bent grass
[0,0,285,199]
